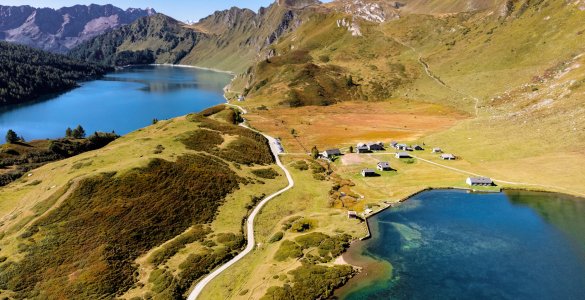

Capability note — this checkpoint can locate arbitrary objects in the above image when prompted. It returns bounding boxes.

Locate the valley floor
[196,96,585,299]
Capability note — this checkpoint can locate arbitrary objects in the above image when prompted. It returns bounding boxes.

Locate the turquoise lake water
[0,66,232,140]
[344,189,585,300]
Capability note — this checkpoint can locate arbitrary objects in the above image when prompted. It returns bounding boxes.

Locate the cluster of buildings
[319,141,494,187]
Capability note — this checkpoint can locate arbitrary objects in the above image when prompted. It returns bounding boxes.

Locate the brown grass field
[245,101,468,153]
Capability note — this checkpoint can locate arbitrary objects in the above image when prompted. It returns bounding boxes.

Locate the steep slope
[0,41,111,106]
[0,4,155,53]
[71,1,321,73]
[397,0,504,14]
[69,14,200,66]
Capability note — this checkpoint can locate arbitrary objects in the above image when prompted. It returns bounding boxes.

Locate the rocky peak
[0,4,155,52]
[329,0,400,23]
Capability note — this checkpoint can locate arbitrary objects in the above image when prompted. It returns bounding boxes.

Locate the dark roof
[324,149,341,155]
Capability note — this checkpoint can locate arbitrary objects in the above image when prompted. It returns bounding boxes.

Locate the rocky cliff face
[0,4,155,52]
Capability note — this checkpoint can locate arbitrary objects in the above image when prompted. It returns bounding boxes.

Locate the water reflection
[0,66,232,140]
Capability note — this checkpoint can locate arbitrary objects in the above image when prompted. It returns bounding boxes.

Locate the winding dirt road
[187,105,295,300]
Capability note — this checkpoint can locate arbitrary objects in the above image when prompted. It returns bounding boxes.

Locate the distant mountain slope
[69,14,200,66]
[0,41,111,106]
[0,4,155,52]
[70,1,320,73]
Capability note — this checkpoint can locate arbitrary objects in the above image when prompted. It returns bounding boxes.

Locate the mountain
[0,4,155,53]
[69,13,200,66]
[0,41,111,106]
[70,1,320,73]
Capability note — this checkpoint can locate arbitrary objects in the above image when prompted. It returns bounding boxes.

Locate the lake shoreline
[148,63,235,75]
[334,187,585,299]
[1,65,231,141]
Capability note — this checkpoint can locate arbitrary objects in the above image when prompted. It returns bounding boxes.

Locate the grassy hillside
[0,133,119,187]
[0,106,287,299]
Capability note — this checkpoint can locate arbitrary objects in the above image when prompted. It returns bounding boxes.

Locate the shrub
[251,168,279,179]
[268,232,284,243]
[292,160,309,171]
[289,218,316,233]
[273,240,303,261]
[294,232,329,248]
[261,265,355,300]
[198,105,226,117]
[180,129,224,152]
[216,233,244,250]
[148,225,210,266]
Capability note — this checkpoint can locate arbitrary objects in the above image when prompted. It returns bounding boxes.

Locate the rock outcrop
[0,4,155,52]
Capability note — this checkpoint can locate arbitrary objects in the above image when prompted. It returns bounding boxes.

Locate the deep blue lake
[0,65,232,140]
[343,190,585,300]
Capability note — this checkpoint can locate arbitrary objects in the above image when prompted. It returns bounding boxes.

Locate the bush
[268,232,284,243]
[292,160,309,171]
[251,168,279,179]
[216,233,244,250]
[289,218,316,233]
[148,225,210,266]
[261,264,354,300]
[273,240,303,261]
[180,129,224,152]
[199,105,226,117]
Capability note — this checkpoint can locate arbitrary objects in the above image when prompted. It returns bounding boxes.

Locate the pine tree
[311,146,320,159]
[5,129,18,143]
[72,125,86,139]
[65,127,72,138]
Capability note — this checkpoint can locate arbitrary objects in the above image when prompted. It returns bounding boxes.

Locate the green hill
[0,106,287,299]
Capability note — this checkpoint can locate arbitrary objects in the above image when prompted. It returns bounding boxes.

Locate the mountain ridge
[0,4,155,52]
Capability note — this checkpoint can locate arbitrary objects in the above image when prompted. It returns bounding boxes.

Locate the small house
[432,147,443,153]
[377,162,392,171]
[237,95,245,102]
[466,177,494,186]
[396,143,408,150]
[361,169,377,177]
[395,152,411,159]
[356,145,370,153]
[367,142,384,151]
[364,208,373,215]
[413,145,424,151]
[390,141,398,148]
[348,211,358,219]
[322,148,341,159]
[441,153,456,160]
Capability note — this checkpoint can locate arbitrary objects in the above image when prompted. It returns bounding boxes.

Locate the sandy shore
[149,63,235,75]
